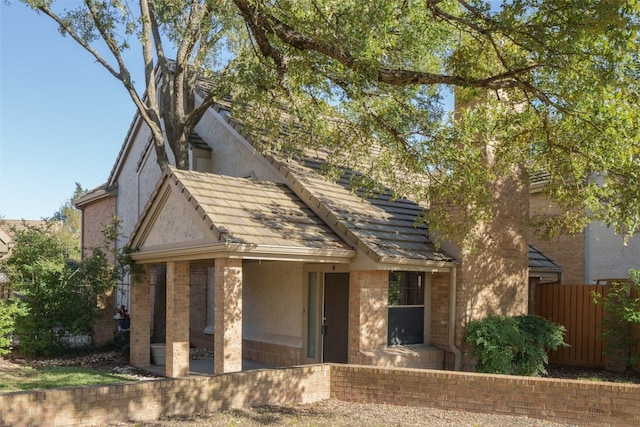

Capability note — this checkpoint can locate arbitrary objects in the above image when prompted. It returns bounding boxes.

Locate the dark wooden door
[322,273,349,363]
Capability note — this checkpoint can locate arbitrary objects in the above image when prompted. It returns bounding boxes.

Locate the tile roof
[271,156,454,264]
[167,168,352,251]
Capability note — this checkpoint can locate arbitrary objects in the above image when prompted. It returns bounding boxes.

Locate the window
[389,271,424,306]
[388,271,425,346]
[192,147,212,173]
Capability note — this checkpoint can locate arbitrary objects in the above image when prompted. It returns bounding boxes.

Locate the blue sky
[1,2,138,220]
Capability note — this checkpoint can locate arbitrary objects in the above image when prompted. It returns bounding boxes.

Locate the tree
[0,220,133,356]
[20,0,236,170]
[229,0,640,244]
[16,0,640,244]
[51,183,86,259]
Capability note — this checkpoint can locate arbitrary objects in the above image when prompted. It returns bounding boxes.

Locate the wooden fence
[535,283,640,369]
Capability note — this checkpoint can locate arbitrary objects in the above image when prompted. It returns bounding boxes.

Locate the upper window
[192,147,212,173]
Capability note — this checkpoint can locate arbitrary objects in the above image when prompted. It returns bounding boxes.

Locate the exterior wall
[114,124,158,249]
[115,109,284,252]
[243,339,301,366]
[585,221,640,283]
[81,196,117,346]
[330,365,640,427]
[195,109,284,183]
[348,270,388,365]
[3,365,639,427]
[429,272,451,351]
[529,191,585,283]
[242,261,303,351]
[457,171,529,327]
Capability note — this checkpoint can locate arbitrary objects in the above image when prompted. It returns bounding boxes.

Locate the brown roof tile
[169,168,351,251]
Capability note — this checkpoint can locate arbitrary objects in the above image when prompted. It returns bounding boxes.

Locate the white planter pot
[150,343,166,366]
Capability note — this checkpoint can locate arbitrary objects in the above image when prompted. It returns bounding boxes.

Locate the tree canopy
[18,0,640,244]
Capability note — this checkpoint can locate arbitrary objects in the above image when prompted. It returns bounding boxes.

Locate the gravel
[107,399,577,427]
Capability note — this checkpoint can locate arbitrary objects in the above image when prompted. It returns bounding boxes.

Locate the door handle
[321,317,327,336]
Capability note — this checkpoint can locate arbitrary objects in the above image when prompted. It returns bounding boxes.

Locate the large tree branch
[233,0,546,95]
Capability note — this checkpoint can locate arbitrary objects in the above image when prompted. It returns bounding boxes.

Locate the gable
[143,189,209,247]
[129,167,355,263]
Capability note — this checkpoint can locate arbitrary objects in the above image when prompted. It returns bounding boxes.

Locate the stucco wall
[143,190,208,247]
[242,261,304,349]
[585,221,640,283]
[114,123,159,248]
[195,108,283,183]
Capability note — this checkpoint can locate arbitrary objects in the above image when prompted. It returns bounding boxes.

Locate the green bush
[465,314,567,376]
[0,298,27,355]
[0,220,134,357]
[592,270,640,369]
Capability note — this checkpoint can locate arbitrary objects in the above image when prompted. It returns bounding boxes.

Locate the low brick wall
[0,365,330,427]
[2,364,639,427]
[331,365,640,426]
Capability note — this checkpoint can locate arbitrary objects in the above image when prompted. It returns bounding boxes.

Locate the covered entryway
[323,273,350,363]
[127,168,355,376]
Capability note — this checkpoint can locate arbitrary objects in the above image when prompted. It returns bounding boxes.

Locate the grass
[0,365,132,392]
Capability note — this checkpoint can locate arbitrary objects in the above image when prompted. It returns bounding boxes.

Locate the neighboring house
[530,177,640,284]
[76,77,561,377]
[74,185,119,345]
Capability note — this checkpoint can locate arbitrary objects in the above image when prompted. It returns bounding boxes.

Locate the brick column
[349,271,388,363]
[166,261,190,378]
[214,258,243,374]
[130,264,150,367]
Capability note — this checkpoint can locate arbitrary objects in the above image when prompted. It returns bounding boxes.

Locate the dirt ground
[3,351,639,427]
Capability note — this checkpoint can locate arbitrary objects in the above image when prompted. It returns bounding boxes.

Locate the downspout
[449,266,463,370]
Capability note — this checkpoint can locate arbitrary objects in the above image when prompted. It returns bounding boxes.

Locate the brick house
[529,176,640,285]
[75,83,561,377]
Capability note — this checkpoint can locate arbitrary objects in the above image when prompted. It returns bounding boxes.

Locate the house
[75,79,560,377]
[529,176,640,284]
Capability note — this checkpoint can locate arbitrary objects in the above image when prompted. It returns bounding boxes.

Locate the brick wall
[348,271,388,363]
[429,272,451,350]
[81,196,117,346]
[0,365,330,427]
[242,339,301,366]
[188,266,211,350]
[330,365,640,427]
[3,365,639,427]
[529,192,585,284]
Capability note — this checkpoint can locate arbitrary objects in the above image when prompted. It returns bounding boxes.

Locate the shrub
[592,270,640,369]
[465,314,567,376]
[0,298,27,355]
[0,219,135,357]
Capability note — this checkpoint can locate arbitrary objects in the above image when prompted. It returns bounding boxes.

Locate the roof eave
[375,257,457,272]
[131,241,356,264]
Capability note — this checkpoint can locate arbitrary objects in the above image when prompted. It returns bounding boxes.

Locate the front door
[322,273,349,363]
